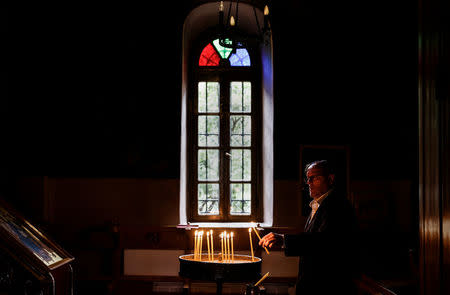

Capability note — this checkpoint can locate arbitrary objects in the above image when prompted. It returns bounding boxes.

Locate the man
[259,160,359,295]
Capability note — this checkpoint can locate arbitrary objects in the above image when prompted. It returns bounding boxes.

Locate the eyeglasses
[304,175,325,184]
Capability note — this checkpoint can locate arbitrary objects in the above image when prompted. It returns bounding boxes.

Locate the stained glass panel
[198,82,220,113]
[199,43,220,66]
[212,38,233,59]
[198,183,220,215]
[229,48,251,66]
[230,115,251,147]
[230,82,251,112]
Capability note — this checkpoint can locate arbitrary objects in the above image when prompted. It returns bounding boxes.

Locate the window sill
[177,222,273,229]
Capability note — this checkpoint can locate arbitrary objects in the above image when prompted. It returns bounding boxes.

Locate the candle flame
[264,5,269,16]
[248,228,252,232]
[230,16,235,26]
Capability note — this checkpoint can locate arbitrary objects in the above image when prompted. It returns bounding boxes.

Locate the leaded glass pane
[198,115,220,147]
[230,183,251,215]
[230,183,251,200]
[212,38,233,59]
[230,82,251,112]
[230,149,251,181]
[198,82,220,113]
[230,115,251,147]
[230,201,251,215]
[229,48,251,66]
[198,183,219,215]
[198,149,219,181]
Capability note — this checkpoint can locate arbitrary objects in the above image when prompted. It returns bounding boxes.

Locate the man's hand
[259,232,284,249]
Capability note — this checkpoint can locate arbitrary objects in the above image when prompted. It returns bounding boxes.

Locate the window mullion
[221,78,230,221]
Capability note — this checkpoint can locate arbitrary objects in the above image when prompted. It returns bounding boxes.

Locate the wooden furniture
[0,199,74,295]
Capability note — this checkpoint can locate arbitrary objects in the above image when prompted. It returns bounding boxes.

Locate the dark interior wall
[6,4,186,179]
[271,0,418,180]
[5,0,417,182]
[2,0,419,253]
[4,0,418,239]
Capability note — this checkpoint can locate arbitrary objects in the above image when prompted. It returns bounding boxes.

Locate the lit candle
[231,232,234,262]
[199,231,203,261]
[226,233,231,262]
[230,15,235,27]
[207,231,211,261]
[224,231,228,262]
[263,5,269,31]
[221,232,224,261]
[219,1,224,27]
[249,228,254,261]
[194,231,197,260]
[197,231,201,260]
[210,230,214,260]
[253,226,270,254]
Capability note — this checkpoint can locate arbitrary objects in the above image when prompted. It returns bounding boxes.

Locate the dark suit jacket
[284,190,360,295]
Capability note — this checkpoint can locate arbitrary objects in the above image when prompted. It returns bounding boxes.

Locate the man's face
[305,167,334,199]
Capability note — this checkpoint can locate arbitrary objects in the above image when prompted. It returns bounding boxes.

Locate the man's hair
[304,160,334,175]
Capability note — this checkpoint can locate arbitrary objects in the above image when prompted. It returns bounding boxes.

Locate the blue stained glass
[229,48,251,66]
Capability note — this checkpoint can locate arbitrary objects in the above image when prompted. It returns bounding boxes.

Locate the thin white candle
[224,231,227,262]
[199,231,203,261]
[207,231,211,261]
[197,231,201,260]
[226,233,230,262]
[253,226,270,254]
[210,230,214,260]
[255,272,270,286]
[194,231,198,260]
[249,228,254,261]
[231,232,234,262]
[220,232,224,261]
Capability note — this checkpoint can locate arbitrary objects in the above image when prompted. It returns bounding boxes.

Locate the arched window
[180,2,273,227]
[189,37,260,222]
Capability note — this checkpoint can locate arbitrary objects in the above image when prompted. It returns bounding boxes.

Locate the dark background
[3,0,417,181]
[1,1,420,293]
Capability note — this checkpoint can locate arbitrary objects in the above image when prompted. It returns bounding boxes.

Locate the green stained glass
[213,39,233,59]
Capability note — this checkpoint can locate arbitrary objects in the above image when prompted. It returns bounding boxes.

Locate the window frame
[187,37,263,223]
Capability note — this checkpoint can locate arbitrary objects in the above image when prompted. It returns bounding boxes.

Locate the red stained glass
[199,43,220,66]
